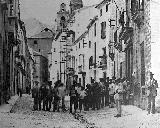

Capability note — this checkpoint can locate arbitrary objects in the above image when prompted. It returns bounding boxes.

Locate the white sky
[150,1,160,83]
[20,0,102,25]
[20,0,160,83]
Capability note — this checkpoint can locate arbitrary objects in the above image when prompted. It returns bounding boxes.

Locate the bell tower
[70,0,83,13]
[56,3,69,31]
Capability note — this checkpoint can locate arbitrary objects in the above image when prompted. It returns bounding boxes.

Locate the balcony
[98,55,107,70]
[78,65,86,75]
[108,41,115,61]
[1,0,7,10]
[15,61,26,76]
[15,50,20,58]
[132,10,144,28]
[8,32,19,45]
[119,27,133,42]
[131,0,144,28]
[66,67,75,76]
[8,4,17,18]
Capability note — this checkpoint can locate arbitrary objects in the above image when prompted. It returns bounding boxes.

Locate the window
[83,55,85,70]
[106,4,108,12]
[54,48,56,52]
[89,41,91,48]
[39,49,41,52]
[120,62,122,78]
[83,39,84,48]
[9,0,13,4]
[139,0,144,10]
[114,30,117,43]
[100,9,102,16]
[101,22,106,39]
[34,40,37,45]
[89,56,93,69]
[94,23,96,36]
[79,42,80,48]
[9,20,12,25]
[79,78,81,84]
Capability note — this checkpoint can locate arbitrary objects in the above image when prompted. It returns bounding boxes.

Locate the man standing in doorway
[147,72,158,114]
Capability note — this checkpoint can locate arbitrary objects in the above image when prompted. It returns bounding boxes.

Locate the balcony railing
[66,67,75,75]
[78,65,86,75]
[108,41,115,61]
[8,3,17,18]
[98,55,107,69]
[131,1,144,28]
[119,27,133,42]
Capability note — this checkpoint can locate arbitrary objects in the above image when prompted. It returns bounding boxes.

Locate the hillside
[23,18,55,38]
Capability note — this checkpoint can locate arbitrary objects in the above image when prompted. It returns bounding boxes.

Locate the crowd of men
[31,72,158,117]
[31,77,130,116]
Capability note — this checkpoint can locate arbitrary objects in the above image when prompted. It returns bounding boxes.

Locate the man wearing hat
[32,81,40,111]
[147,72,158,114]
[109,79,115,108]
[114,78,123,117]
[105,77,110,106]
[99,78,106,108]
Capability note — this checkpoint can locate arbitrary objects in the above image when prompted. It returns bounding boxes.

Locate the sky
[150,1,160,83]
[20,0,102,25]
[20,0,160,83]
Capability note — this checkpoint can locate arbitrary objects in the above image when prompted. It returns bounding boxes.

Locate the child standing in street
[79,86,86,112]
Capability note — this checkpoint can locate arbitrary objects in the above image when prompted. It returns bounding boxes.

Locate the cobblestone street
[0,95,86,128]
[1,94,160,128]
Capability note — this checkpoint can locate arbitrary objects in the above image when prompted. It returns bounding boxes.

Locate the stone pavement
[0,95,19,113]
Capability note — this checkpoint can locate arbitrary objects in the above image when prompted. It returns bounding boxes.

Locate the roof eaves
[73,30,89,45]
[95,0,111,9]
[55,31,62,41]
[87,15,98,29]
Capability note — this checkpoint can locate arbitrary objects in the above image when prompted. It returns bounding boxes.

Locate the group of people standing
[31,80,66,112]
[31,72,158,117]
[67,77,131,117]
[31,78,131,116]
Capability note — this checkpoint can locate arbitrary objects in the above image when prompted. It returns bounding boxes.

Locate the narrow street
[0,95,160,128]
[0,0,159,127]
[0,95,86,128]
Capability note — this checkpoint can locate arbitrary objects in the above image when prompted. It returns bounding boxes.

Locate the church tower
[56,3,70,31]
[70,0,83,13]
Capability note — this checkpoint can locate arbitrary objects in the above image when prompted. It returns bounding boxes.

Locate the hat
[35,81,39,84]
[99,78,105,82]
[112,76,116,80]
[150,72,154,76]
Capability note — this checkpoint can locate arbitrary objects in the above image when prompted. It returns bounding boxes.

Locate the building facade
[33,51,48,87]
[0,0,34,104]
[51,0,151,109]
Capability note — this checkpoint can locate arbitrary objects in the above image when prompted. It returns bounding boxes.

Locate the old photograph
[0,0,160,127]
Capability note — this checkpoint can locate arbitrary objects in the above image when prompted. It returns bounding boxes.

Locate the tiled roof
[29,31,54,39]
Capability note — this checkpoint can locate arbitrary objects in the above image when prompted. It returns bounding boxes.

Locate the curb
[0,95,19,113]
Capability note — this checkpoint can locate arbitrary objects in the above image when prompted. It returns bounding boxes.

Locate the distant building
[27,31,53,58]
[33,51,48,87]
